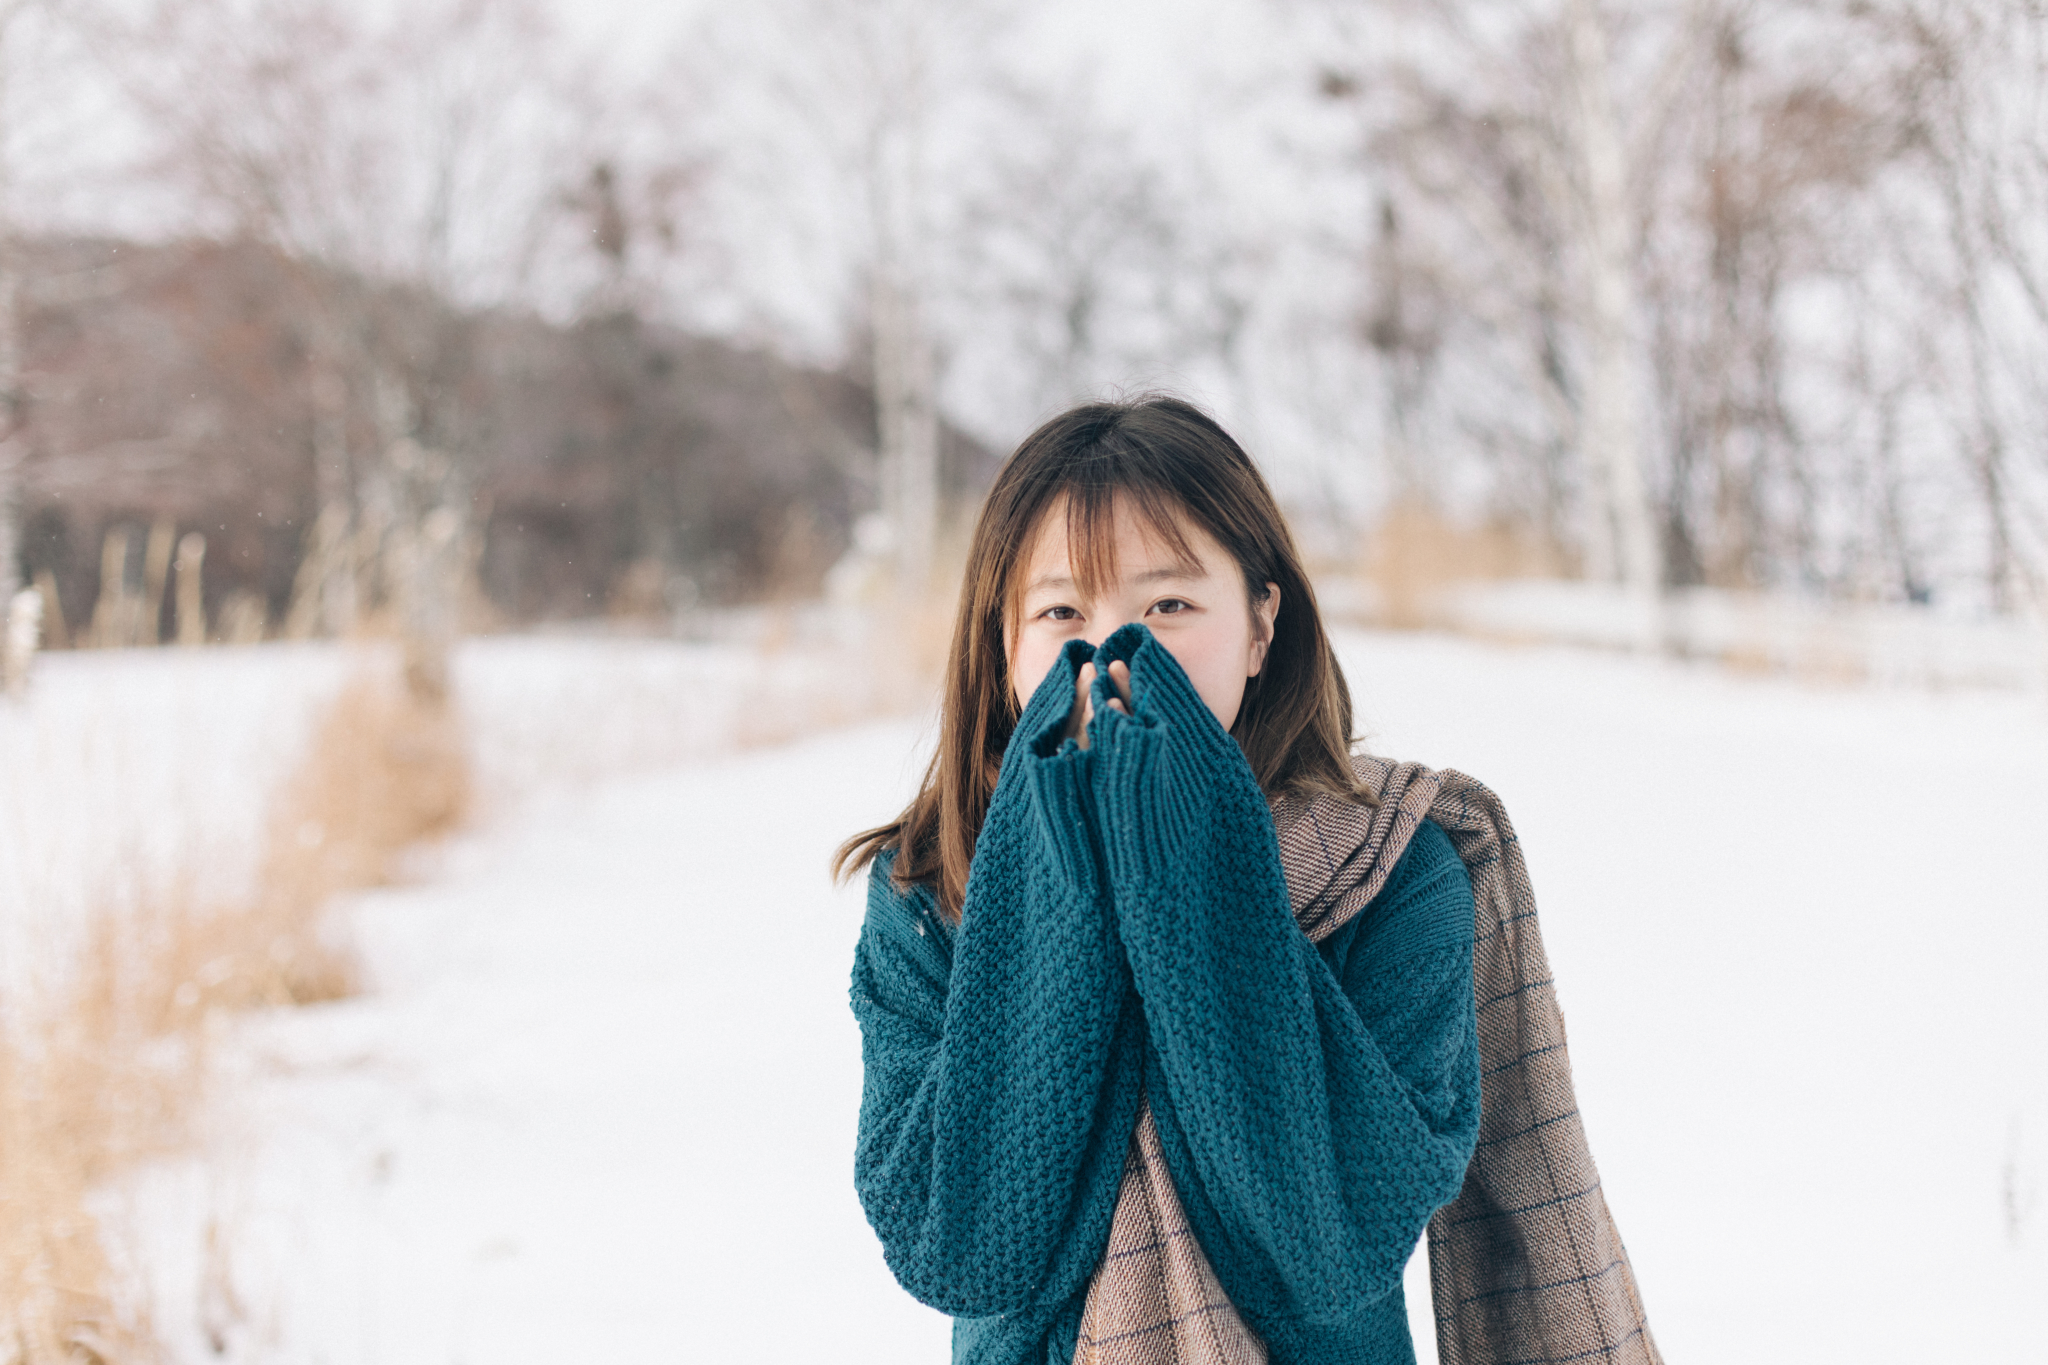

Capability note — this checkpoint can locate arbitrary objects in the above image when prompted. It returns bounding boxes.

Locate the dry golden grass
[727,618,949,752]
[1361,501,1571,629]
[731,527,970,752]
[0,667,468,1361]
[0,923,174,1363]
[257,673,468,951]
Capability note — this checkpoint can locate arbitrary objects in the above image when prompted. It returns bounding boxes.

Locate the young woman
[839,398,1659,1365]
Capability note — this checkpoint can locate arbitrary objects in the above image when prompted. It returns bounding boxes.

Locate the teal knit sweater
[851,624,1480,1365]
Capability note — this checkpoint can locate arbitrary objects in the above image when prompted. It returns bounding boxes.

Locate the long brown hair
[833,395,1366,920]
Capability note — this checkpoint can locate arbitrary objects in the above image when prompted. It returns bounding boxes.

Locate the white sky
[544,0,1270,116]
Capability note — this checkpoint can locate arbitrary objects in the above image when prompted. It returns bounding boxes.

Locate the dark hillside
[12,237,996,637]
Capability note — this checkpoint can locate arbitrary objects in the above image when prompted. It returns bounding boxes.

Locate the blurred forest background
[2,0,2045,663]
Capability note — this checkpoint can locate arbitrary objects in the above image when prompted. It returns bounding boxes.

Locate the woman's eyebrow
[1131,565,1202,584]
[1023,565,1200,596]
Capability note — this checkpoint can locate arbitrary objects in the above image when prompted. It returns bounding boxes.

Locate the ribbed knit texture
[851,624,1480,1365]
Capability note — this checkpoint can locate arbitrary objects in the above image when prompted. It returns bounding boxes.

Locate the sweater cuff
[1026,743,1103,892]
[1089,624,1243,765]
[1084,626,1255,887]
[1021,637,1099,759]
[1006,638,1107,891]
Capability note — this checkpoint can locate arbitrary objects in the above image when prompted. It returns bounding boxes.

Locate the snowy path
[127,630,2048,1362]
[131,722,953,1361]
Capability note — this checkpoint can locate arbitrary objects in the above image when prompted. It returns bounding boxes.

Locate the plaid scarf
[1075,756,1661,1365]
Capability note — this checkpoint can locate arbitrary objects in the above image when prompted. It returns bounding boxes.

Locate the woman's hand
[1062,659,1133,751]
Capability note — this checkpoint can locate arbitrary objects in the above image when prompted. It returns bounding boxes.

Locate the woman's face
[1008,495,1280,732]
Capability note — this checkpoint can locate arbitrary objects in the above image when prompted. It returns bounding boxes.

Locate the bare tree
[1314,0,2048,614]
[866,16,942,600]
[954,75,1253,428]
[1565,0,1660,603]
[682,0,1013,599]
[0,0,34,607]
[1630,1,1899,595]
[1870,0,2048,611]
[113,0,587,658]
[1317,0,1668,589]
[1360,196,1446,503]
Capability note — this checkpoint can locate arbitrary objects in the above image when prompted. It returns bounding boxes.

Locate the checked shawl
[1076,755,1661,1365]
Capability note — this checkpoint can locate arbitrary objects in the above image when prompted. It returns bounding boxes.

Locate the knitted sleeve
[849,637,1146,1323]
[1082,623,1481,1357]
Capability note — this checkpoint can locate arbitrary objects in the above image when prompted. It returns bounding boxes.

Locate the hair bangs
[1062,479,1203,600]
[1008,445,1206,632]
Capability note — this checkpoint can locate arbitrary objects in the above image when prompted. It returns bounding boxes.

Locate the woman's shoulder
[1397,818,1468,892]
[862,849,956,959]
[1359,817,1475,965]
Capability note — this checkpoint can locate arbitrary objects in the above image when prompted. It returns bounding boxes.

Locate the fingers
[1069,663,1096,749]
[1066,659,1133,750]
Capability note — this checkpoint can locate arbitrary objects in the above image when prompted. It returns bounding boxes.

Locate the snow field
[77,627,2048,1360]
[0,629,890,976]
[1423,580,2048,692]
[451,628,900,806]
[1336,630,2048,1360]
[0,644,358,989]
[120,721,952,1361]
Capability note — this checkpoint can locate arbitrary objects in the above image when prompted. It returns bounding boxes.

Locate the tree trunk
[1567,0,1661,619]
[872,265,939,601]
[0,13,21,608]
[176,532,208,645]
[309,344,359,636]
[865,17,940,604]
[0,443,17,609]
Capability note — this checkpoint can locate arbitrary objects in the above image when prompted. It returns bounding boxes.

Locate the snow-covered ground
[0,644,359,986]
[0,628,887,980]
[77,628,2048,1359]
[1337,631,2048,1359]
[1316,577,2048,692]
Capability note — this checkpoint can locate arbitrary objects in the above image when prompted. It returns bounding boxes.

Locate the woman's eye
[1042,605,1080,622]
[1150,598,1189,616]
